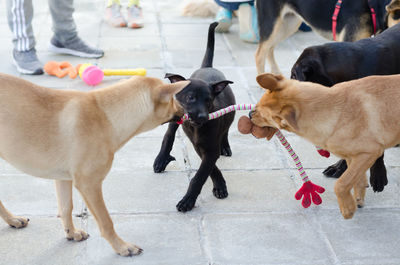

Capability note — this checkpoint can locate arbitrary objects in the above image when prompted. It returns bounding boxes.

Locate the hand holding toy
[78,63,147,85]
[44,61,81,79]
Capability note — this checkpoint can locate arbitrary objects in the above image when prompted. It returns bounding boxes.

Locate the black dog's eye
[187,94,196,102]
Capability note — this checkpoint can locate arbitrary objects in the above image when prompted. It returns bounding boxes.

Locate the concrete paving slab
[102,170,190,213]
[0,217,88,265]
[86,215,207,265]
[198,170,302,212]
[313,210,400,264]
[203,213,334,265]
[0,174,83,216]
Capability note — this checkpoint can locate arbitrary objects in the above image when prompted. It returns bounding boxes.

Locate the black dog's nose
[197,113,208,122]
[249,110,255,119]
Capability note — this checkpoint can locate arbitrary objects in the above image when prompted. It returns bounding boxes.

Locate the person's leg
[238,1,259,43]
[127,0,144,28]
[6,0,43,74]
[214,0,236,32]
[105,0,127,27]
[48,0,104,58]
[214,0,243,11]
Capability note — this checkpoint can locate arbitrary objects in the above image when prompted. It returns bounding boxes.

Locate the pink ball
[82,65,104,86]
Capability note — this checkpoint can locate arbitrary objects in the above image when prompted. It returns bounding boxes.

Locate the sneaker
[105,3,127,27]
[127,5,144,28]
[238,3,259,43]
[12,49,44,75]
[49,36,104,59]
[215,8,232,33]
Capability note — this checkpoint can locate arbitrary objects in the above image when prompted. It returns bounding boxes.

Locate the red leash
[332,0,377,41]
[368,0,377,35]
[331,0,343,41]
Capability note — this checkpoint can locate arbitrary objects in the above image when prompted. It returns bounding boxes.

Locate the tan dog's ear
[165,73,186,83]
[280,106,299,131]
[159,80,190,103]
[256,73,285,91]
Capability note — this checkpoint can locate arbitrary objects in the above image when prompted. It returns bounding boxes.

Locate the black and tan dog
[291,23,400,192]
[153,22,235,212]
[255,0,400,75]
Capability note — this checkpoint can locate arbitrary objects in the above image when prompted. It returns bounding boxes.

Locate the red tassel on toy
[295,181,325,208]
[317,149,330,158]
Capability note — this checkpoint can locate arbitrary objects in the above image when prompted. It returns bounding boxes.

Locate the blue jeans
[214,0,254,11]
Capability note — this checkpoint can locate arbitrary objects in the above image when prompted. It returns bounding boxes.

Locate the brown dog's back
[331,75,400,149]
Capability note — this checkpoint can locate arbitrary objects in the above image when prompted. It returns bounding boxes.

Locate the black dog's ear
[291,65,310,81]
[292,62,334,87]
[164,73,186,83]
[210,80,233,95]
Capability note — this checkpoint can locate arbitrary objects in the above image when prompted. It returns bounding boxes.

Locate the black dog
[153,22,235,212]
[291,23,400,192]
[255,0,400,75]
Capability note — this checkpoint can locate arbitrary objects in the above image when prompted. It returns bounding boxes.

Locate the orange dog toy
[44,61,81,79]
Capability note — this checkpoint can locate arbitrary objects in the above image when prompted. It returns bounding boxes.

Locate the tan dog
[0,73,189,256]
[250,73,400,219]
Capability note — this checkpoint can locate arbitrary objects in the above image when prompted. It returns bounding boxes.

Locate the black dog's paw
[323,159,347,178]
[176,195,197,212]
[370,168,388,193]
[221,146,232,157]
[153,154,176,173]
[212,187,228,199]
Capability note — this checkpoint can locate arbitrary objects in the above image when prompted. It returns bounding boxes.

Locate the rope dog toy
[179,104,325,208]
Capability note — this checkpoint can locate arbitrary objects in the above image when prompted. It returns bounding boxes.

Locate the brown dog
[250,73,400,219]
[0,73,189,256]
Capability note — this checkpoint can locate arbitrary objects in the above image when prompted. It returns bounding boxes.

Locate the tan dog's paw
[116,241,143,257]
[8,216,29,228]
[66,229,89,241]
[354,190,365,208]
[337,192,357,219]
[353,176,367,208]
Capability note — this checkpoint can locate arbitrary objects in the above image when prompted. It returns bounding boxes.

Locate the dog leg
[210,165,228,199]
[255,14,302,74]
[74,178,142,256]
[334,154,378,219]
[369,154,387,192]
[177,154,218,212]
[353,174,368,208]
[153,122,179,173]
[220,132,232,156]
[0,201,29,228]
[55,180,89,241]
[323,159,348,178]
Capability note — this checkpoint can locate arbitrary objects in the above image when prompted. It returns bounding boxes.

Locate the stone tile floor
[0,0,399,264]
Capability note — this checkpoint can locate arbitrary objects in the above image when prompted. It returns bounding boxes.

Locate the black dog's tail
[201,22,218,68]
